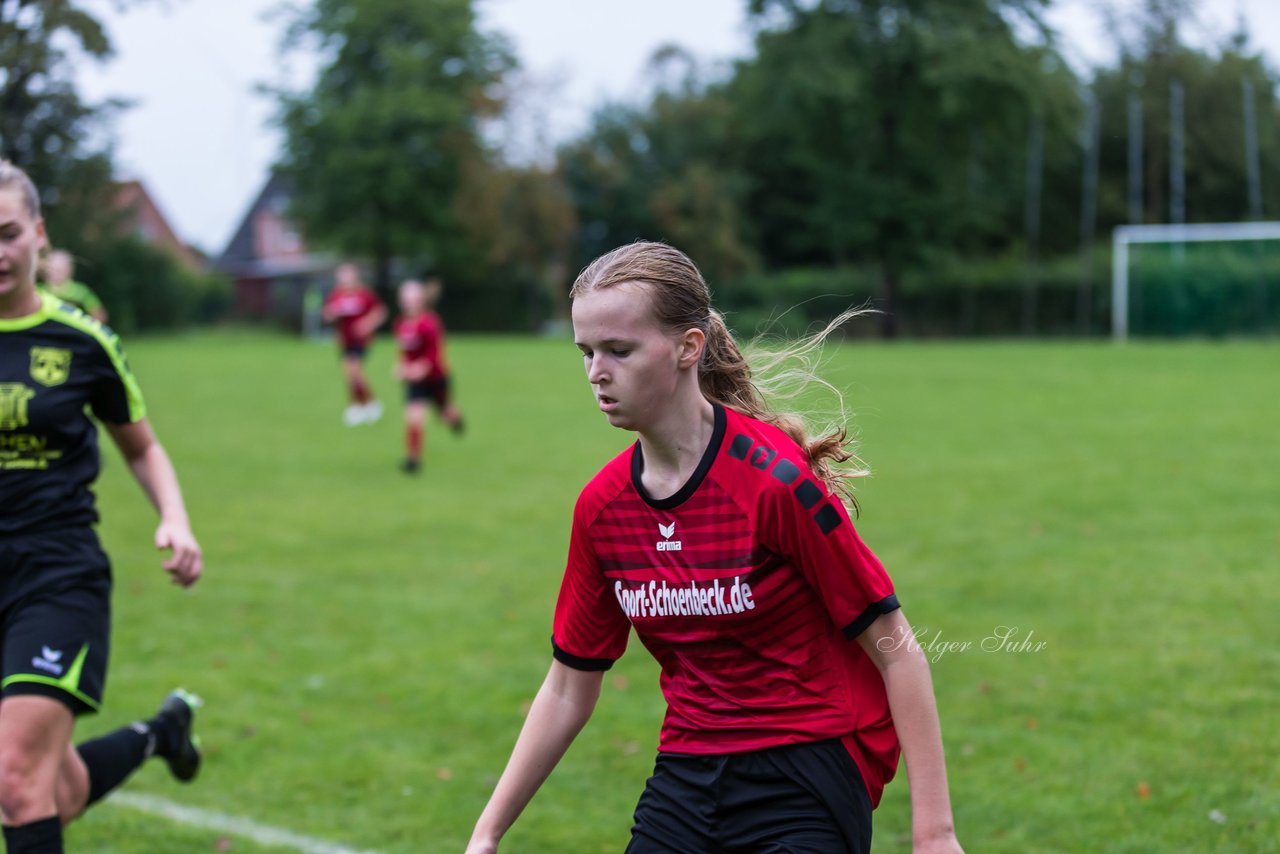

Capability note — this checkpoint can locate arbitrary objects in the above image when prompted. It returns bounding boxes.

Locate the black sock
[145,709,183,759]
[2,816,63,854]
[76,723,153,807]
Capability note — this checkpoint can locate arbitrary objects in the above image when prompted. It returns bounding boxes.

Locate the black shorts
[626,739,872,854]
[405,375,450,407]
[341,342,368,359]
[0,529,112,716]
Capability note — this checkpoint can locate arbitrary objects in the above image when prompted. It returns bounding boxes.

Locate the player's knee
[54,789,85,825]
[0,744,53,822]
[53,765,88,826]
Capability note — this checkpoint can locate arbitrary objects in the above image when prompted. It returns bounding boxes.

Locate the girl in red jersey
[393,278,463,473]
[468,242,962,854]
[322,262,387,426]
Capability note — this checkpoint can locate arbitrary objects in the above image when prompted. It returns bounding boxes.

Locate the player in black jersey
[0,160,203,854]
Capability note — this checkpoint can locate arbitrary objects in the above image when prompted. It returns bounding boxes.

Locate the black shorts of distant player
[405,374,451,408]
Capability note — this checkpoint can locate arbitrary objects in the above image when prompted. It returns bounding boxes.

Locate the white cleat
[362,400,383,424]
[343,405,363,427]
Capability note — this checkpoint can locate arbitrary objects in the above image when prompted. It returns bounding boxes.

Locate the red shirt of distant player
[324,286,382,350]
[552,405,902,806]
[394,312,447,378]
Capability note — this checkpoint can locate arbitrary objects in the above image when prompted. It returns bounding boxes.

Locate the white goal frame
[1111,221,1280,340]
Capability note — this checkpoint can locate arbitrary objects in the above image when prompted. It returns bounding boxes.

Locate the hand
[914,832,963,854]
[156,519,203,588]
[355,316,382,340]
[464,836,498,854]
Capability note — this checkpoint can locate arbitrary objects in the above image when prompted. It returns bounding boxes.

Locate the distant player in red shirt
[393,277,463,473]
[322,262,387,426]
[468,242,962,854]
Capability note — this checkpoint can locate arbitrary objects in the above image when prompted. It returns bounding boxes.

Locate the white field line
[108,792,383,854]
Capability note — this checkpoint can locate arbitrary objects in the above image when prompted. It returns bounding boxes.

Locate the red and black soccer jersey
[394,312,446,376]
[324,286,381,349]
[0,293,145,536]
[552,404,902,805]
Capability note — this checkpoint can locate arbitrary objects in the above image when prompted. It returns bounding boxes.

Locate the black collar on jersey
[631,403,726,511]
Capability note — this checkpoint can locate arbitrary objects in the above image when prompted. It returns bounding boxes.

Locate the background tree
[0,0,227,332]
[534,0,1279,337]
[273,0,516,297]
[450,155,577,328]
[0,0,124,249]
[1093,0,1280,229]
[557,47,756,292]
[730,0,1071,335]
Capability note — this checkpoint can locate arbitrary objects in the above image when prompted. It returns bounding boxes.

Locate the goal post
[1111,221,1280,340]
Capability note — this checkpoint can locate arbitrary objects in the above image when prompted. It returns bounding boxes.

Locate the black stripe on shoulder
[814,503,842,534]
[794,479,823,509]
[770,458,802,485]
[841,594,902,640]
[551,637,615,672]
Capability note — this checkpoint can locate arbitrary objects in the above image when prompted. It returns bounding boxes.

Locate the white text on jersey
[614,577,756,620]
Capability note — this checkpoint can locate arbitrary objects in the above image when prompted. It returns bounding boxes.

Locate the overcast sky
[74,0,1280,254]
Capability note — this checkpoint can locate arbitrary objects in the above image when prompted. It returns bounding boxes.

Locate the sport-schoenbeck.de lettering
[614,576,755,619]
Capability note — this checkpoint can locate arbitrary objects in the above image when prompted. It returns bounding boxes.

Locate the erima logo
[32,646,64,676]
[657,521,682,552]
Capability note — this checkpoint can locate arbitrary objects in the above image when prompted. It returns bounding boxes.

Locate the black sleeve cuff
[841,594,901,640]
[551,636,616,672]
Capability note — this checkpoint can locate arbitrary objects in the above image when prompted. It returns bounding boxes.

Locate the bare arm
[106,419,203,588]
[467,661,604,853]
[859,609,962,854]
[356,304,388,339]
[321,298,338,323]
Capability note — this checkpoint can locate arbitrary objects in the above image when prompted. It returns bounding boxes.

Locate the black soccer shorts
[626,738,873,854]
[0,529,112,715]
[405,375,451,408]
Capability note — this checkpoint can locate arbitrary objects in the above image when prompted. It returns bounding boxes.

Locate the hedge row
[714,246,1280,338]
[86,238,232,333]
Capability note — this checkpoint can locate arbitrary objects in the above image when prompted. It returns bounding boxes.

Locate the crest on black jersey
[29,347,71,387]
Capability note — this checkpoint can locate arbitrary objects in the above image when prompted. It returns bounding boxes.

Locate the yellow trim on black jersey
[0,297,52,332]
[0,292,146,422]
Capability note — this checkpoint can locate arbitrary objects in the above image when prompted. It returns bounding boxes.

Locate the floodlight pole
[1111,221,1280,340]
[1243,78,1263,220]
[1127,87,1143,225]
[1169,81,1186,261]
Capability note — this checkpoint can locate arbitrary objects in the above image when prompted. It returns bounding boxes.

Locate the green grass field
[66,331,1277,852]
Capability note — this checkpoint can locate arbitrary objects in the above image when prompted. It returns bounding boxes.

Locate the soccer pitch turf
[69,331,1276,852]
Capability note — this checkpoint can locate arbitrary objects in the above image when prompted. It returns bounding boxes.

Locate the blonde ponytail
[698,309,761,415]
[737,307,872,514]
